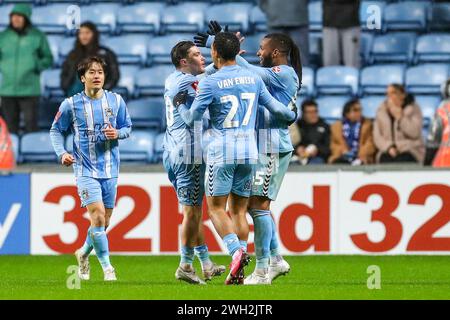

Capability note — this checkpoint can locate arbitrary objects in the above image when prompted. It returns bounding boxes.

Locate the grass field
[0,255,449,300]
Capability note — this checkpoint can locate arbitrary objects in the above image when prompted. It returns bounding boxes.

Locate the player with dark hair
[164,40,225,284]
[50,56,132,281]
[173,32,297,284]
[195,23,301,284]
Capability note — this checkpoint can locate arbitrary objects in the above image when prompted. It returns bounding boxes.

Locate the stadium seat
[360,64,405,95]
[104,35,149,66]
[32,4,72,34]
[308,32,322,66]
[299,67,314,97]
[113,65,140,100]
[21,132,57,163]
[116,2,164,35]
[369,33,416,64]
[316,96,351,123]
[250,6,267,33]
[127,97,166,131]
[80,3,120,35]
[46,35,64,67]
[10,133,19,163]
[134,65,174,97]
[360,1,385,31]
[383,1,427,32]
[415,34,450,64]
[240,33,265,64]
[38,99,59,130]
[428,3,450,31]
[147,34,193,65]
[57,37,76,62]
[153,133,165,163]
[405,64,449,95]
[161,2,208,34]
[206,3,253,33]
[308,0,322,32]
[316,66,359,96]
[41,69,65,101]
[119,130,155,163]
[0,5,14,30]
[360,95,384,119]
[415,95,441,124]
[360,32,374,66]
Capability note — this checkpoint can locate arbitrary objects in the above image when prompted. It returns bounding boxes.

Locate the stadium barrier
[1,169,450,255]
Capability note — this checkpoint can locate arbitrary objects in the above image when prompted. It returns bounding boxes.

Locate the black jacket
[60,45,120,95]
[323,0,360,28]
[296,117,331,161]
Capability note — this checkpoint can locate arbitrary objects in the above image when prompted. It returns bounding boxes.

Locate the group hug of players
[50,20,302,285]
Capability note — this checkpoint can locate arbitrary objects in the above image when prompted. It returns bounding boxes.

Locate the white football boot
[202,262,226,281]
[104,266,117,281]
[269,257,291,282]
[175,265,206,285]
[244,269,271,285]
[74,249,90,281]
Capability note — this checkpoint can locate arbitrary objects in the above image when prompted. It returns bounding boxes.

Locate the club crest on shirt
[105,107,113,118]
[272,66,281,73]
[191,81,199,92]
[81,189,89,200]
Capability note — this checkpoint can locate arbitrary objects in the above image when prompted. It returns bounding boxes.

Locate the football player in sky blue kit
[164,40,225,285]
[173,32,297,284]
[195,23,302,285]
[50,56,132,281]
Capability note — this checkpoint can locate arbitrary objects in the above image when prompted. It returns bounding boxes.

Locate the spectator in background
[425,79,450,167]
[61,21,119,97]
[322,0,360,68]
[373,84,425,164]
[294,100,330,164]
[258,0,310,66]
[329,99,375,165]
[0,4,53,134]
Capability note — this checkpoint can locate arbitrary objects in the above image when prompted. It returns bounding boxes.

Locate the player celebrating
[195,24,301,285]
[173,32,297,284]
[50,56,132,281]
[163,40,226,285]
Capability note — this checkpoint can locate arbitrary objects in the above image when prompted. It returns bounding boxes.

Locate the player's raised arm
[49,99,73,164]
[115,95,132,140]
[175,79,213,127]
[235,55,271,84]
[258,78,297,124]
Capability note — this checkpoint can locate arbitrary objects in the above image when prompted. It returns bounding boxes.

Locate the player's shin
[250,209,272,271]
[269,217,282,263]
[91,226,112,270]
[79,226,94,257]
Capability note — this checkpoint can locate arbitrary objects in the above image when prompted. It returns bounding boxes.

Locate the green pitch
[0,255,449,300]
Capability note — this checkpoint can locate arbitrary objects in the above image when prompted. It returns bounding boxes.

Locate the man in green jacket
[0,4,53,134]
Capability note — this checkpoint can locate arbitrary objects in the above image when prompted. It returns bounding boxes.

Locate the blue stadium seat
[21,132,57,163]
[299,67,314,97]
[134,65,174,97]
[116,2,164,35]
[38,99,59,130]
[360,95,384,119]
[250,6,267,33]
[114,65,140,100]
[46,35,64,67]
[32,4,71,34]
[104,35,149,66]
[429,3,450,31]
[206,3,253,33]
[80,4,120,35]
[415,34,450,64]
[308,32,322,66]
[127,97,166,131]
[10,133,19,163]
[415,95,441,124]
[369,33,416,64]
[316,66,359,96]
[316,96,351,123]
[119,130,155,163]
[360,64,405,95]
[360,1,385,31]
[308,0,322,32]
[405,64,449,95]
[360,32,374,66]
[153,133,165,163]
[383,1,427,32]
[41,69,65,101]
[57,37,76,61]
[161,2,208,34]
[0,5,14,30]
[240,33,265,64]
[147,34,192,65]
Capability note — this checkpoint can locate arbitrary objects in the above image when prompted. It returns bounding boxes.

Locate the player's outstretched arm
[235,55,271,84]
[258,80,297,125]
[175,80,213,127]
[49,99,72,163]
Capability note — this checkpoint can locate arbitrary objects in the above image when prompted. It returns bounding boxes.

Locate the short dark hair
[171,41,196,68]
[342,98,360,118]
[77,56,107,80]
[213,32,240,61]
[301,99,318,113]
